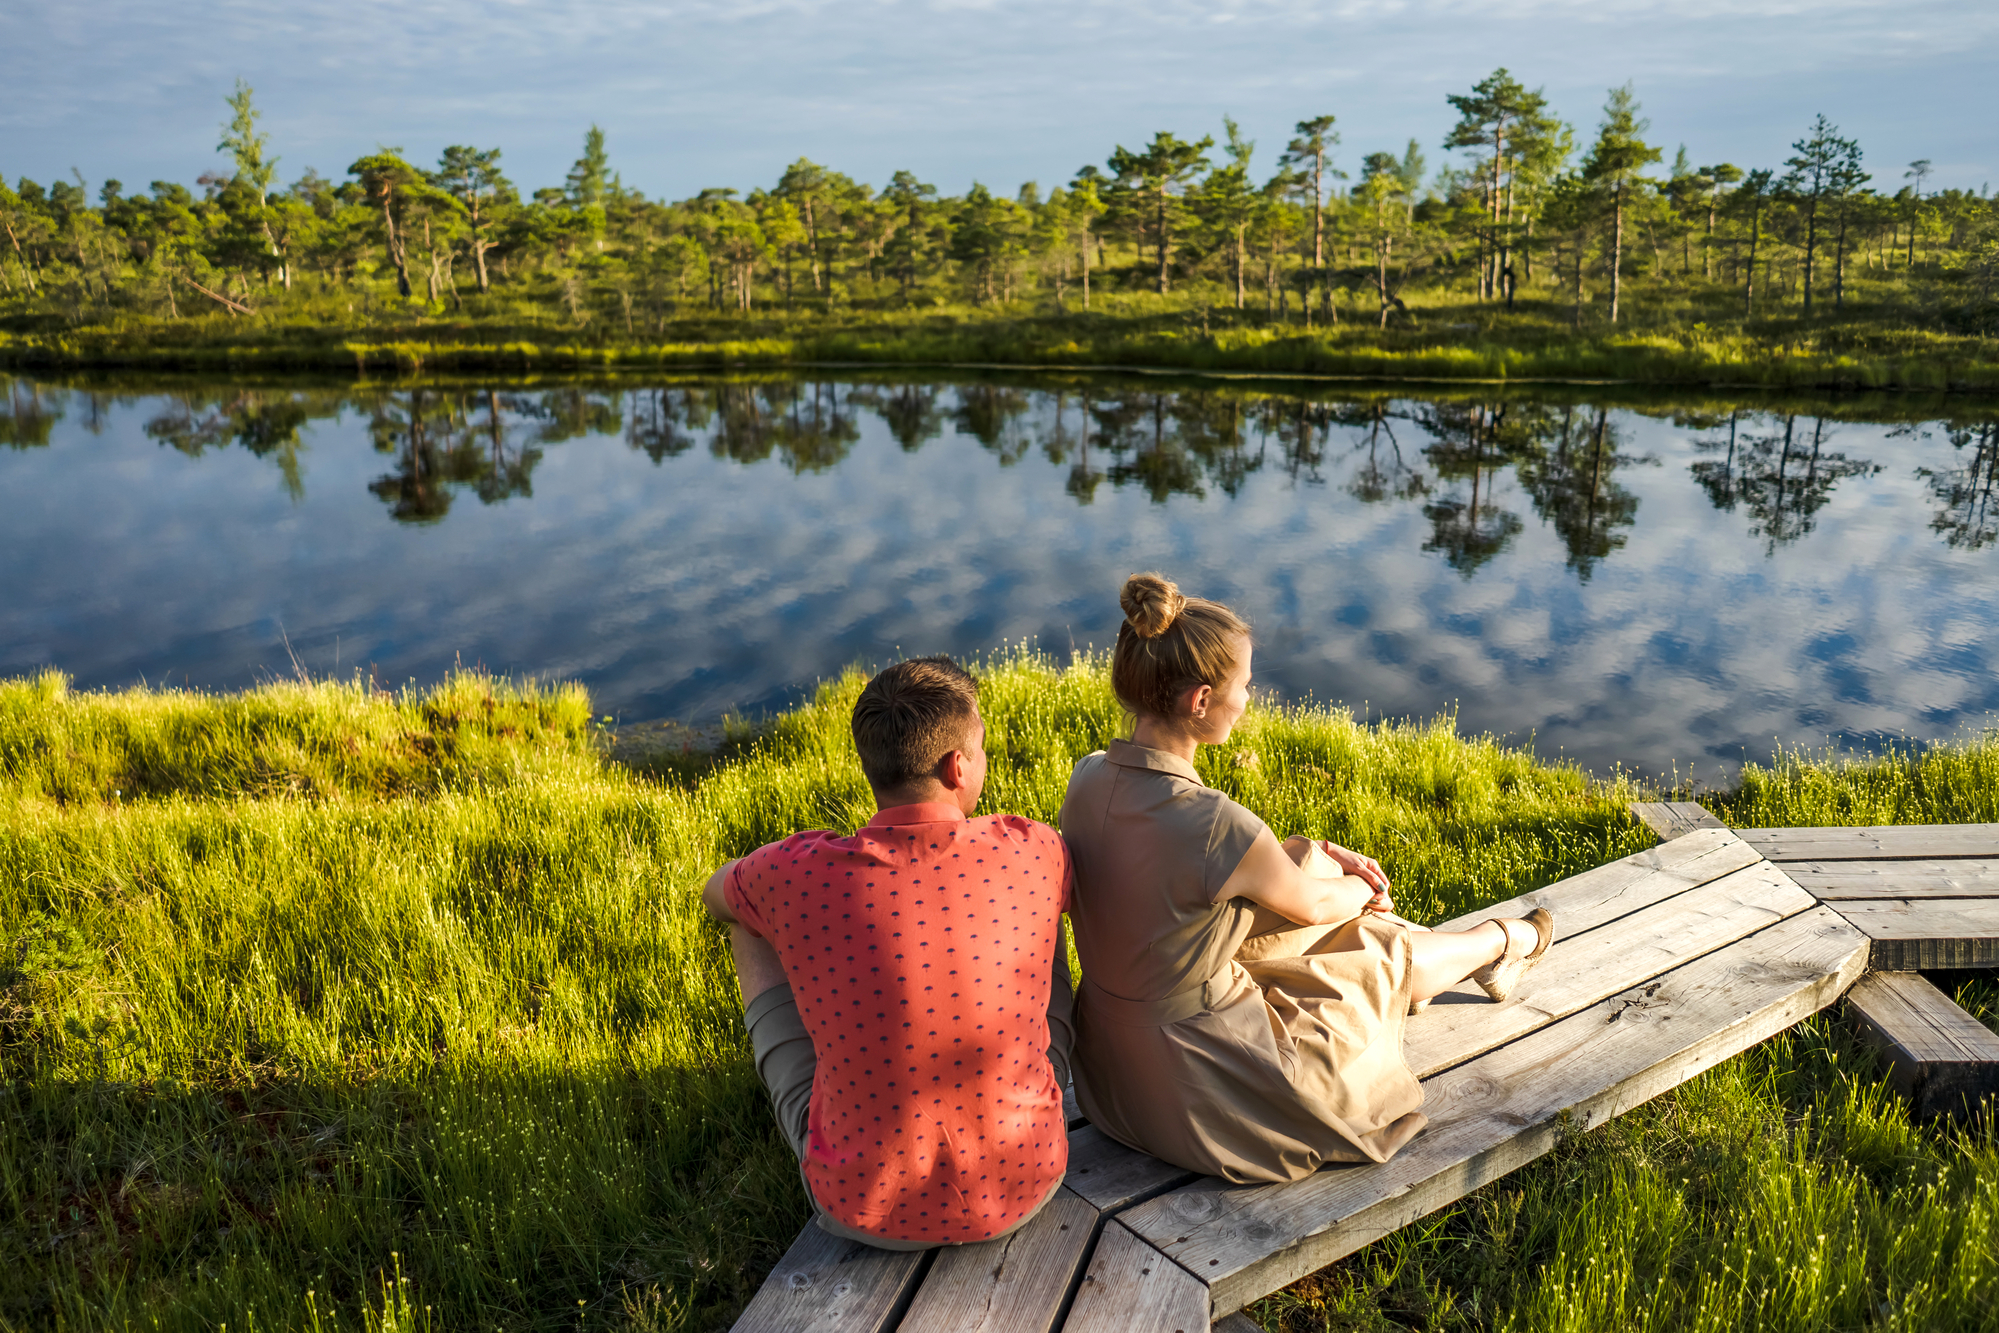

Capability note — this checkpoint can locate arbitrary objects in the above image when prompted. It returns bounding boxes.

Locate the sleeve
[1202,792,1270,903]
[1054,828,1077,915]
[721,855,772,940]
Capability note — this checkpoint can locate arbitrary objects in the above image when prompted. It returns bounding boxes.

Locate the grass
[4,282,1996,392]
[2,655,1994,1331]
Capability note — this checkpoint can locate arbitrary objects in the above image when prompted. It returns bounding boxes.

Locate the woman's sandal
[1471,907,1555,1003]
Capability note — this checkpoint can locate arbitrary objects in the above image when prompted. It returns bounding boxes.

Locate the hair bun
[1120,572,1187,639]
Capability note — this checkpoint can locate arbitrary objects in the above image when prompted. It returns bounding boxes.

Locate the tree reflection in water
[14,375,1994,580]
[1921,421,1999,550]
[1692,413,1877,553]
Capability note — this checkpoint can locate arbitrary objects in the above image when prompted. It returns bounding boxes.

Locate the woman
[1061,573,1552,1183]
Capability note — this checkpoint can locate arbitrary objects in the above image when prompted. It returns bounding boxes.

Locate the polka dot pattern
[727,802,1074,1245]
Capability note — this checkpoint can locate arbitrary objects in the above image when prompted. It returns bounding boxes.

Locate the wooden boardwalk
[734,814,1999,1333]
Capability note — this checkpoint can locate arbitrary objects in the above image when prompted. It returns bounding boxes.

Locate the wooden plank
[1064,1123,1199,1214]
[729,1222,929,1333]
[1629,801,1725,840]
[1825,899,1999,969]
[1845,971,1999,1119]
[1119,907,1870,1317]
[1780,860,1999,900]
[1403,862,1815,1078]
[1737,823,1999,863]
[1431,826,1764,940]
[1059,1219,1207,1333]
[900,1188,1098,1333]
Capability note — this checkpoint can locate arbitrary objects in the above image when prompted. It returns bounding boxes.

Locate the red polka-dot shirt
[726,801,1074,1245]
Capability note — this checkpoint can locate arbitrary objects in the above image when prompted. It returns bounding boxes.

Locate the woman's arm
[1214,829,1387,926]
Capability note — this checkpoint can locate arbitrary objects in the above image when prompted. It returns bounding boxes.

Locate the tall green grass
[5,301,1996,391]
[2,656,1993,1331]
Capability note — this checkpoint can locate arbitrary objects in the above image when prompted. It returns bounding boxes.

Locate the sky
[3,0,1993,203]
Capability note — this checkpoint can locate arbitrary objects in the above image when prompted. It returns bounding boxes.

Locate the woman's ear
[1186,682,1213,719]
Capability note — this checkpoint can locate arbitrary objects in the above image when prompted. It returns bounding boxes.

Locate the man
[703,655,1075,1249]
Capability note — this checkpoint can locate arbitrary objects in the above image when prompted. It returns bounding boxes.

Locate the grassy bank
[3,658,1994,1331]
[5,300,1997,393]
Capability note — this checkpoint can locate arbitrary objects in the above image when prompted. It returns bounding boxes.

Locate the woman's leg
[1408,919,1538,1002]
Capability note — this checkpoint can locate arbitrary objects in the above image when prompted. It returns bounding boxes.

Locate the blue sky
[4,0,1992,202]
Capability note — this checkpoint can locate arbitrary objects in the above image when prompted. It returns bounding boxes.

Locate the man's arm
[702,859,741,922]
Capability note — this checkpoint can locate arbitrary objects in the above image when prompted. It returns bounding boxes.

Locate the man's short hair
[851,656,980,791]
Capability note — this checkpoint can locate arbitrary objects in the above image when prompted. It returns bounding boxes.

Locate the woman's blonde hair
[1111,572,1250,718]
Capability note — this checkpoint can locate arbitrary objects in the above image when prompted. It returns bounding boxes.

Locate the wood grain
[1845,971,1999,1120]
[1058,1219,1207,1333]
[1403,862,1816,1078]
[727,1222,930,1333]
[900,1188,1097,1333]
[1063,1123,1199,1214]
[1212,1315,1266,1333]
[1737,824,1999,863]
[1781,860,1999,900]
[1629,801,1726,840]
[1119,907,1870,1317]
[1823,898,1999,968]
[1428,827,1763,938]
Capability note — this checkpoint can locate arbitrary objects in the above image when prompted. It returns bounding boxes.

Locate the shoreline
[6,319,1996,393]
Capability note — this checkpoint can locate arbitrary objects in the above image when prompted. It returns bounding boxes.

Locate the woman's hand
[1317,841,1390,893]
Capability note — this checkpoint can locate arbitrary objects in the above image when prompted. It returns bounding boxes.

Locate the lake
[3,371,1996,783]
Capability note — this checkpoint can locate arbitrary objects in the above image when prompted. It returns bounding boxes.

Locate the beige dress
[1060,739,1427,1183]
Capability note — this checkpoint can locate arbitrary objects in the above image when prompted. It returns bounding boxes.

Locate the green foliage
[3,654,1994,1330]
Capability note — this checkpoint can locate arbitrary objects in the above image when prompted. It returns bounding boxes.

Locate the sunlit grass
[3,654,1994,1331]
[5,278,1995,390]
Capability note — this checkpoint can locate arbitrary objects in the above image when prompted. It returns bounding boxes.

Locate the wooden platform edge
[1124,906,1872,1317]
[1844,971,1999,1120]
[1629,801,1726,841]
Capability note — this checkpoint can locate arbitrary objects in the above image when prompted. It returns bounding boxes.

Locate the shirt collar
[1104,737,1203,783]
[865,801,970,828]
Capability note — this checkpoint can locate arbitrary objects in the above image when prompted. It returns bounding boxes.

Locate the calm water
[4,372,1997,782]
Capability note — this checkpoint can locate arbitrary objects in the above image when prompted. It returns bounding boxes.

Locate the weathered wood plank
[728,1222,930,1333]
[1824,899,1999,969]
[1629,801,1725,840]
[1781,860,1999,900]
[1738,824,1999,863]
[1064,1123,1199,1214]
[1429,826,1763,939]
[1120,907,1870,1317]
[1059,1219,1207,1333]
[900,1188,1098,1333]
[1403,862,1815,1078]
[1845,971,1999,1120]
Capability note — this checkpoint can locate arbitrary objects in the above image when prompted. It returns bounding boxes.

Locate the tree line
[2,74,1996,332]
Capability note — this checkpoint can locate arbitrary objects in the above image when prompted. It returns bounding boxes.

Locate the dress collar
[865,801,970,828]
[1104,737,1203,783]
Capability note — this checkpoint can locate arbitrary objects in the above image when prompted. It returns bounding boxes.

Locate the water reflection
[43,378,1987,574]
[5,372,1999,778]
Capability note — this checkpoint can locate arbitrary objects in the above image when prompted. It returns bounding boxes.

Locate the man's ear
[937,748,971,791]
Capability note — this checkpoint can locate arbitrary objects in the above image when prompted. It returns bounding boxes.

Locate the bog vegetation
[2,75,1996,384]
[1,655,1993,1331]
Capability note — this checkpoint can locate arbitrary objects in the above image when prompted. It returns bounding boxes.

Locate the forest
[1,72,1996,378]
